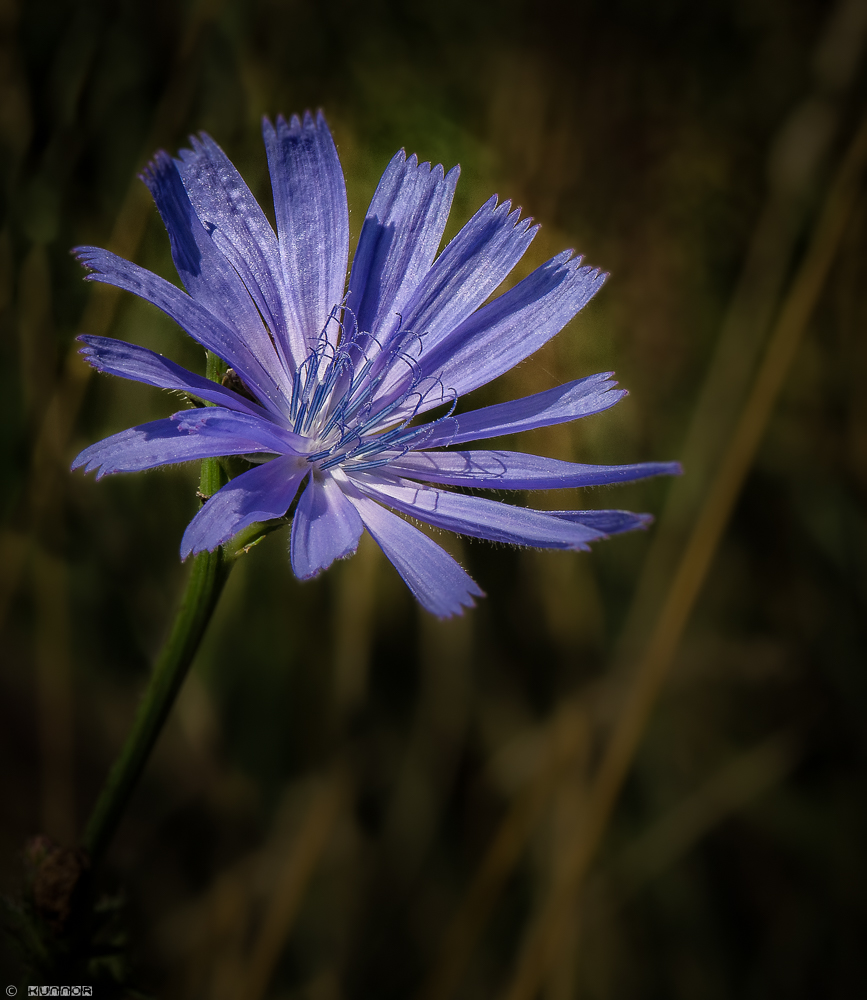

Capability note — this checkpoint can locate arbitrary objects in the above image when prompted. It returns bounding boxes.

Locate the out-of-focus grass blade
[498,106,867,1000]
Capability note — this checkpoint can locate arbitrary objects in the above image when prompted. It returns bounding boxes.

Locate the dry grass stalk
[0,0,227,635]
[499,106,867,1000]
[419,703,588,1000]
[241,771,345,1000]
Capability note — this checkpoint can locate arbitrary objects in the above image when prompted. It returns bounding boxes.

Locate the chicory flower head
[72,111,679,617]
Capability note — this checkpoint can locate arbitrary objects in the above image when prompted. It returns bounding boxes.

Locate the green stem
[82,352,232,866]
[81,544,231,865]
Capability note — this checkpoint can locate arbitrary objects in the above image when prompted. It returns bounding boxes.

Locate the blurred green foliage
[3,0,867,996]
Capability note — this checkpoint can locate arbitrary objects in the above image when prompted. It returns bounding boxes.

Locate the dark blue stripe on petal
[346,150,459,343]
[141,152,293,398]
[176,133,296,375]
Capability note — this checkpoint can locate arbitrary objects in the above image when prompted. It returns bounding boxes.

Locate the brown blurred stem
[499,109,867,1000]
[0,0,226,638]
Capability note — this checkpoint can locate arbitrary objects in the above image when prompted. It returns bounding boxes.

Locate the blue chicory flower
[72,111,680,617]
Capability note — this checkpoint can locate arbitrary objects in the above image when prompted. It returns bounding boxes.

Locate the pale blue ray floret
[72,111,680,617]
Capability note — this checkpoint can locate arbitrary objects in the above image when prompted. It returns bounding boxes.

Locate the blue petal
[345,150,459,343]
[353,474,606,550]
[344,489,483,617]
[383,195,537,364]
[290,472,364,579]
[263,111,349,361]
[176,133,296,375]
[71,408,303,479]
[381,450,683,489]
[141,152,294,398]
[181,454,306,558]
[408,373,626,448]
[548,509,653,534]
[74,247,290,418]
[398,253,606,414]
[78,335,271,418]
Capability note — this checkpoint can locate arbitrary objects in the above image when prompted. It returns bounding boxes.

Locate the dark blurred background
[3,0,867,996]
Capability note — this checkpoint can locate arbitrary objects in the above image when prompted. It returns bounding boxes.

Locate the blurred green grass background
[3,0,867,996]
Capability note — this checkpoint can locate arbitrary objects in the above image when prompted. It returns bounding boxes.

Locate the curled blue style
[72,111,680,617]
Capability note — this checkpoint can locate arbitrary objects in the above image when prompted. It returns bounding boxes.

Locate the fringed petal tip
[179,131,216,159]
[70,449,93,476]
[426,572,485,619]
[70,447,127,481]
[291,538,362,582]
[647,461,684,478]
[592,266,609,284]
[474,194,535,236]
[392,149,458,184]
[76,334,116,370]
[265,108,328,137]
[138,149,176,191]
[71,246,102,272]
[547,508,655,537]
[77,338,98,364]
[76,342,110,376]
[441,583,485,620]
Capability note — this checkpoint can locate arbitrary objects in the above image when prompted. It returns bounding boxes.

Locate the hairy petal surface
[176,133,295,374]
[411,373,626,448]
[74,247,289,418]
[181,455,307,558]
[345,489,483,617]
[263,111,349,361]
[383,450,683,489]
[72,408,302,479]
[345,151,459,343]
[354,474,605,549]
[77,335,270,418]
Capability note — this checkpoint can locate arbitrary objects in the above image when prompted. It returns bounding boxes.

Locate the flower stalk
[82,351,232,867]
[81,542,230,865]
[6,357,288,985]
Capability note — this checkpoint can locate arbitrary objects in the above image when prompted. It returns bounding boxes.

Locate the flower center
[289,329,456,472]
